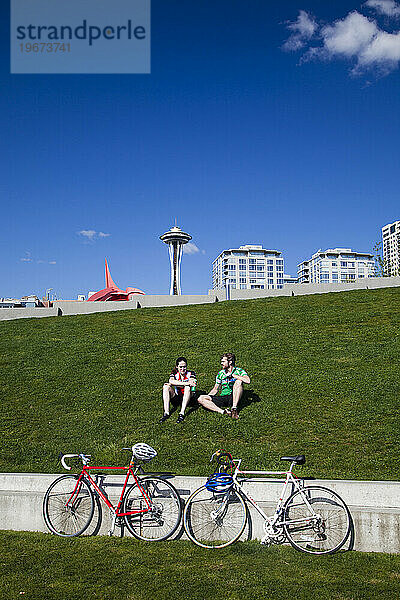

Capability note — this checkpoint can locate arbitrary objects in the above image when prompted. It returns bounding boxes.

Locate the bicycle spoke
[284,486,351,554]
[123,477,182,541]
[183,486,247,549]
[43,476,95,537]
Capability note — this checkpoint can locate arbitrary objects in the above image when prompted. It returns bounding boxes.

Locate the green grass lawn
[0,288,399,479]
[1,531,400,600]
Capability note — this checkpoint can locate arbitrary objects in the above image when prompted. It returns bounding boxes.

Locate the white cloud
[183,242,201,255]
[320,12,378,58]
[365,0,400,17]
[20,252,56,265]
[283,10,318,51]
[78,229,97,241]
[20,252,32,262]
[284,6,400,76]
[78,229,110,241]
[359,29,400,62]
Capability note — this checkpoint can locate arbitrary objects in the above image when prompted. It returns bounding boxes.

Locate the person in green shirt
[197,352,250,420]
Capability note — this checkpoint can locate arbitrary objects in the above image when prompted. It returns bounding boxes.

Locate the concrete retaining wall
[0,308,58,321]
[1,277,399,321]
[1,472,399,553]
[230,275,400,300]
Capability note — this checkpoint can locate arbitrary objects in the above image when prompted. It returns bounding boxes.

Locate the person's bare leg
[179,386,192,416]
[163,383,175,414]
[230,380,243,420]
[198,394,226,414]
[231,380,243,410]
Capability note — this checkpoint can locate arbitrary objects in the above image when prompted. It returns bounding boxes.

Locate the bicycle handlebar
[210,449,234,464]
[60,453,78,470]
[60,453,91,470]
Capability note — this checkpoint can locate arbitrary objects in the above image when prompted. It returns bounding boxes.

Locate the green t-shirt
[215,367,248,396]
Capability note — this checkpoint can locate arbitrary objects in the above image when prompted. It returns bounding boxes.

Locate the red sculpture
[88,259,145,301]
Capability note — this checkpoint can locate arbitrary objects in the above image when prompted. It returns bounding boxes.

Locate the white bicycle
[183,450,352,554]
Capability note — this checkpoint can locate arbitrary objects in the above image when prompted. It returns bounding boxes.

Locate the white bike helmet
[132,443,157,462]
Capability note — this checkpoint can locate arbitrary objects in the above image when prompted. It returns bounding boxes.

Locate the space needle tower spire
[160,223,192,295]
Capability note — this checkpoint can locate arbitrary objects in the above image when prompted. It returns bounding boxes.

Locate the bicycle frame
[230,459,319,531]
[66,463,152,518]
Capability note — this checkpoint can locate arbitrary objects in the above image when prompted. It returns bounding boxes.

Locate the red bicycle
[43,443,182,540]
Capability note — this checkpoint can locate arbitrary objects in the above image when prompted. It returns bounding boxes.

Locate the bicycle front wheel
[283,485,351,555]
[123,477,182,541]
[43,475,95,537]
[183,485,247,549]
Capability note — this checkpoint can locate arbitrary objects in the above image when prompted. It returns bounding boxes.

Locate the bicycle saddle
[280,455,306,465]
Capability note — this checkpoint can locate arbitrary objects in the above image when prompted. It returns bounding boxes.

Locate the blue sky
[1,0,399,298]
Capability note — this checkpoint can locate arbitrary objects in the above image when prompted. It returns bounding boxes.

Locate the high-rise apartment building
[382,220,400,276]
[297,248,375,284]
[212,245,284,290]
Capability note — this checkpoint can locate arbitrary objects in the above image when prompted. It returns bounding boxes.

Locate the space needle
[160,225,192,295]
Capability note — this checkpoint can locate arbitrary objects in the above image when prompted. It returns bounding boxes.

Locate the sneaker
[223,408,231,416]
[176,413,185,424]
[231,408,239,420]
[159,413,169,423]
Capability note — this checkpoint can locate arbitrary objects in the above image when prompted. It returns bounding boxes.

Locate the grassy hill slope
[1,288,399,479]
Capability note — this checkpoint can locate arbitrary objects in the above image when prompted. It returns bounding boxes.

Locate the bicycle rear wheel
[123,477,182,541]
[183,485,247,549]
[283,485,351,555]
[43,475,95,537]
